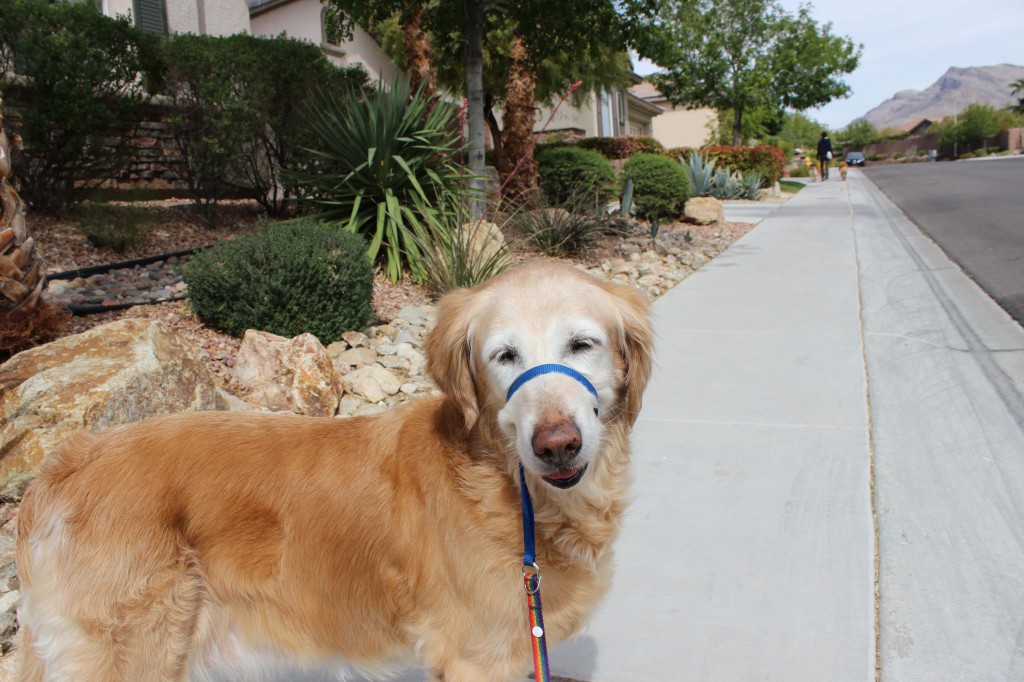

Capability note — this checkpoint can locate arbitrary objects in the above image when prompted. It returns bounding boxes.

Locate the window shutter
[134,0,167,36]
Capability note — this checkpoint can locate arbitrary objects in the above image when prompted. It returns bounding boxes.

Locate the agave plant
[679,151,718,197]
[292,76,475,281]
[710,168,746,200]
[740,171,764,200]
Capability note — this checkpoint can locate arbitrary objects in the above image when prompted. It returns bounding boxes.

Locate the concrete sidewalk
[551,175,875,681]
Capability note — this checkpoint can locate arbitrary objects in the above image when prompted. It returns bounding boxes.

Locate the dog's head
[425,261,653,489]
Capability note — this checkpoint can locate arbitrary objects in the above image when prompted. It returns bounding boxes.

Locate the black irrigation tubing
[67,294,190,317]
[46,245,207,282]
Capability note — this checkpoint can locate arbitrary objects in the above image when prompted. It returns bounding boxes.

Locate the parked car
[844,151,865,166]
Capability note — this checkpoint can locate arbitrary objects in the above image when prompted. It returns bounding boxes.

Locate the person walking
[817,131,834,180]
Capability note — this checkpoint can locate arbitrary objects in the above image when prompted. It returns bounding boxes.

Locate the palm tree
[1011,78,1024,115]
[0,96,65,357]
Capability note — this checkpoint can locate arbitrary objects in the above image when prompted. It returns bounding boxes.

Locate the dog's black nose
[532,421,582,465]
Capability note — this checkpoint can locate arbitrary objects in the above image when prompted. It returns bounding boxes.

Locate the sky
[634,0,1024,131]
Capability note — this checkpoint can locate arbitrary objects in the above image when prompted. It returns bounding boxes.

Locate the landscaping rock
[684,197,725,225]
[0,319,219,492]
[234,330,341,417]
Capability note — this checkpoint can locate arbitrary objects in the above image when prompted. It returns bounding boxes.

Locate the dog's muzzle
[506,364,598,488]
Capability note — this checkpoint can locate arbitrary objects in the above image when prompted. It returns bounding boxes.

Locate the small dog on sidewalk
[838,161,849,181]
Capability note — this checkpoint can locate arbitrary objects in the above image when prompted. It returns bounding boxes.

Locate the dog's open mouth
[541,463,588,489]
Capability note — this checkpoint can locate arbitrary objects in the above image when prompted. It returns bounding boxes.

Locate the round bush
[536,146,616,206]
[184,220,374,343]
[623,153,691,222]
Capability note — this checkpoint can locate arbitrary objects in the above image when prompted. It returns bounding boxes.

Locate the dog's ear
[606,281,654,426]
[424,287,480,430]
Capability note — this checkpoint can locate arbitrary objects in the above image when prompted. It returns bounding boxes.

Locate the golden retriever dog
[15,261,653,682]
[839,160,849,181]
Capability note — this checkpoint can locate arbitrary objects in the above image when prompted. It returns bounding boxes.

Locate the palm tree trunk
[402,2,436,98]
[1,97,65,357]
[498,37,538,201]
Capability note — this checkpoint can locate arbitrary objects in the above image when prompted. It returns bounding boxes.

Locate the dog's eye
[491,347,519,365]
[568,337,597,354]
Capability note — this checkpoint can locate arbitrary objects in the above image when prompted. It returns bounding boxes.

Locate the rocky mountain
[857,64,1024,130]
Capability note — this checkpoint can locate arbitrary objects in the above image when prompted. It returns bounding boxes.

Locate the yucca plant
[291,76,475,281]
[514,194,609,257]
[680,151,718,197]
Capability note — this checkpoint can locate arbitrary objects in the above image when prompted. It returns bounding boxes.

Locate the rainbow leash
[520,464,551,682]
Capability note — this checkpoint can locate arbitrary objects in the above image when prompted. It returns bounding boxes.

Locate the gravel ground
[31,201,761,387]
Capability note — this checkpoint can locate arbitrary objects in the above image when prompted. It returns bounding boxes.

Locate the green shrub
[162,33,367,226]
[577,135,664,159]
[536,146,616,206]
[665,146,696,161]
[789,164,810,178]
[290,75,470,282]
[622,153,690,221]
[73,203,156,252]
[701,145,786,184]
[184,220,374,342]
[0,0,163,213]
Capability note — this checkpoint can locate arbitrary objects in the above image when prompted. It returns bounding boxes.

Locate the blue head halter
[505,364,600,415]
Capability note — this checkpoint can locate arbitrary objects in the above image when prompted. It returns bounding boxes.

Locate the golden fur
[15,261,653,682]
[839,161,849,181]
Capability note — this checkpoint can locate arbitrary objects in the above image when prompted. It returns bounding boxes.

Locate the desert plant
[680,151,718,197]
[709,168,745,200]
[514,196,609,256]
[536,146,616,206]
[789,164,809,178]
[739,171,764,200]
[414,211,512,294]
[622,153,690,222]
[184,219,374,342]
[0,0,163,213]
[73,203,156,252]
[291,76,471,282]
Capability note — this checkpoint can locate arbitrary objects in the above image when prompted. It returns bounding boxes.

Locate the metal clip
[522,562,542,594]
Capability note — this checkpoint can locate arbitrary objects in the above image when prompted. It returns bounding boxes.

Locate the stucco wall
[250,0,399,83]
[651,104,715,149]
[103,0,249,36]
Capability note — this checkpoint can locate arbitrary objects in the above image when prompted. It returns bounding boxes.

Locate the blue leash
[509,364,599,682]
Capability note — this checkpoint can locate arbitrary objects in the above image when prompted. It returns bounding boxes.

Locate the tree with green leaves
[645,0,861,145]
[1011,78,1024,115]
[329,0,638,210]
[839,119,879,148]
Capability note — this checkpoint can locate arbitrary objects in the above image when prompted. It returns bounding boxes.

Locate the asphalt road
[863,157,1024,326]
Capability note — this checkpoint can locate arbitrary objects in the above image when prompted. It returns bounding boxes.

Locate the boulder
[0,319,220,492]
[684,197,724,226]
[234,330,342,417]
[342,366,402,403]
[454,221,509,267]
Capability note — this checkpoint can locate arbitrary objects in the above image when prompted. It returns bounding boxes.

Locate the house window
[133,0,167,36]
[629,124,642,136]
[322,8,342,46]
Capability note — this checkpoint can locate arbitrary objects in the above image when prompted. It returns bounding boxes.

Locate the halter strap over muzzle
[505,364,600,416]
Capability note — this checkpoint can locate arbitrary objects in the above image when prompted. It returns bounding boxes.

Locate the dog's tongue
[546,466,582,480]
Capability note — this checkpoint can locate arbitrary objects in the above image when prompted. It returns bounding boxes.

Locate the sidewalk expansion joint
[865,331,1024,354]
